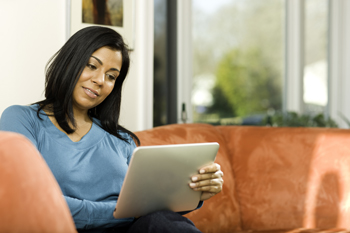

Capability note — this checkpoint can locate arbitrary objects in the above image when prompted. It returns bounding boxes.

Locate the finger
[199,163,221,174]
[191,171,224,182]
[192,184,222,193]
[189,178,223,189]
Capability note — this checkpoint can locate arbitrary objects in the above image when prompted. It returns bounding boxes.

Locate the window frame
[174,0,350,127]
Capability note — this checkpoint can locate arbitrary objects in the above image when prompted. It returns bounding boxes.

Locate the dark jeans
[106,210,202,233]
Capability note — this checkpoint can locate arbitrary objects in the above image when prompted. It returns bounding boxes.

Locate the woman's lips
[83,87,98,99]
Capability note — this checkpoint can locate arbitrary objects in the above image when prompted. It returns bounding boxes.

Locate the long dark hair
[36,26,140,145]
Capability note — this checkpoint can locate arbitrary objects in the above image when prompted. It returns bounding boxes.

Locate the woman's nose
[91,72,104,85]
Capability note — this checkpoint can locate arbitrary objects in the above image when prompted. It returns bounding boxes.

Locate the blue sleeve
[178,201,203,215]
[0,107,135,229]
[127,137,137,165]
[65,196,134,230]
[0,105,38,147]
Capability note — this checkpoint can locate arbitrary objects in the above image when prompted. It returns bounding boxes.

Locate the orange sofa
[0,132,77,233]
[2,124,350,233]
[135,123,350,233]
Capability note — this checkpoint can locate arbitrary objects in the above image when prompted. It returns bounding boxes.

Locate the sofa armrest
[0,131,76,233]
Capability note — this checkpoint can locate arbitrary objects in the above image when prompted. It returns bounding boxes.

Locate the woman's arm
[65,196,133,229]
[1,106,134,229]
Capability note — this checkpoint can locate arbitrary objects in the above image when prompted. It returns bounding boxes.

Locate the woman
[0,26,223,233]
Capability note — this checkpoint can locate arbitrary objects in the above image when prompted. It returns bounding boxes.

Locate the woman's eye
[107,74,116,80]
[87,64,96,70]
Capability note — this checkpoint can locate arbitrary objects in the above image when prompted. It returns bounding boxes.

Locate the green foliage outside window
[209,48,281,118]
[262,111,338,128]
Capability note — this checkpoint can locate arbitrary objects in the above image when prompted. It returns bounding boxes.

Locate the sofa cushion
[217,126,350,231]
[0,132,76,233]
[134,123,242,233]
[234,228,350,233]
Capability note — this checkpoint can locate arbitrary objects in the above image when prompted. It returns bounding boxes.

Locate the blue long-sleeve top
[0,104,136,231]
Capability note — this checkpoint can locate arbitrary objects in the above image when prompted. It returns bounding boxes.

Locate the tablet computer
[113,142,219,219]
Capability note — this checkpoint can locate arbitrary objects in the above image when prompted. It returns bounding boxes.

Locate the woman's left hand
[189,163,224,201]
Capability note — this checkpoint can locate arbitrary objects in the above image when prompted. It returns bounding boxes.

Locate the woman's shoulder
[0,104,41,134]
[2,104,41,119]
[118,130,133,140]
[1,104,38,118]
[92,118,135,144]
[0,104,44,147]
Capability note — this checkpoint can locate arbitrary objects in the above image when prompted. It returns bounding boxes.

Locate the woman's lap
[106,210,201,233]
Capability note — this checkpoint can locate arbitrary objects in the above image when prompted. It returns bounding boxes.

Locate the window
[154,0,331,127]
[303,0,328,114]
[191,0,284,125]
[154,0,167,127]
[153,0,178,127]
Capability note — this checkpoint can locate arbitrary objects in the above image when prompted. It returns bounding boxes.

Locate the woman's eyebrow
[91,56,103,65]
[91,56,120,72]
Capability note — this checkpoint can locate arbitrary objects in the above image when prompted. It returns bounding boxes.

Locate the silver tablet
[113,142,219,219]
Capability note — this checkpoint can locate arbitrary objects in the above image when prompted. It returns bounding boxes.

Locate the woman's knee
[127,210,201,233]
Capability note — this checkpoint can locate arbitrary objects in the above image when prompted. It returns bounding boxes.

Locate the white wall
[119,0,154,132]
[0,0,153,132]
[0,0,66,113]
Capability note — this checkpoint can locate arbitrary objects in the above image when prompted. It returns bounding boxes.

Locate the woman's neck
[44,105,93,142]
[72,107,91,126]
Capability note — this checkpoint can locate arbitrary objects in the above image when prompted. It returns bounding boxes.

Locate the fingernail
[192,177,198,181]
[200,169,205,174]
[190,183,196,188]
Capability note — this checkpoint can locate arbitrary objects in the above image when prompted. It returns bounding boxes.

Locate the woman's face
[72,46,123,112]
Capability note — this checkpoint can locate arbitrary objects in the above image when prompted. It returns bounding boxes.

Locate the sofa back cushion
[134,123,242,233]
[218,126,350,231]
[0,132,77,233]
